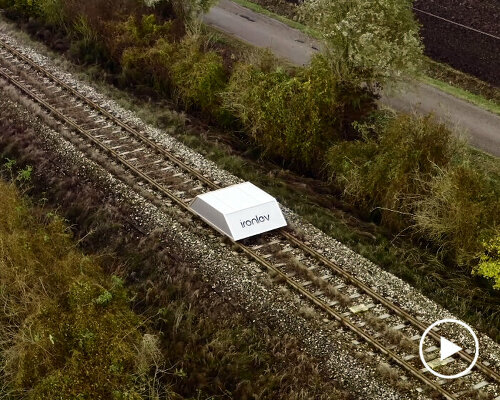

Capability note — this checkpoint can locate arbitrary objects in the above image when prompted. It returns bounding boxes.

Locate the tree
[300,0,423,89]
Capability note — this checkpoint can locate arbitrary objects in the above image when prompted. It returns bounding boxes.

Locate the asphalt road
[204,0,500,157]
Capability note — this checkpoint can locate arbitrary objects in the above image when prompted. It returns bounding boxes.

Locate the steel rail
[0,66,459,399]
[282,230,500,383]
[236,245,457,400]
[1,39,499,394]
[1,36,498,385]
[0,40,218,191]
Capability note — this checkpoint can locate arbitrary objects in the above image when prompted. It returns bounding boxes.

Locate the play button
[440,336,462,360]
[419,318,479,379]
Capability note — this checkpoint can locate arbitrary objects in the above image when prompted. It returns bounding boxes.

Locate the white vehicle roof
[190,182,287,241]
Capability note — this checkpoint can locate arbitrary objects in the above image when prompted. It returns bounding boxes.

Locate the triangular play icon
[440,337,462,361]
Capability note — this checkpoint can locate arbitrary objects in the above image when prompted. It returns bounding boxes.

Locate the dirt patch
[246,0,500,86]
[414,0,500,86]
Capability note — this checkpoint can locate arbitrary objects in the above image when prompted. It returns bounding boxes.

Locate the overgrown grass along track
[0,38,499,399]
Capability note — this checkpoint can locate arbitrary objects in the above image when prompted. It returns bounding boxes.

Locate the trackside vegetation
[0,0,498,289]
[0,175,144,398]
[0,169,348,399]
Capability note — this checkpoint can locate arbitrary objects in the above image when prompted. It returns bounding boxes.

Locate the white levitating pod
[190,182,287,241]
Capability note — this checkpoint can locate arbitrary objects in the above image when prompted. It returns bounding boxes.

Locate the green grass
[423,57,500,104]
[420,75,500,115]
[229,0,321,39]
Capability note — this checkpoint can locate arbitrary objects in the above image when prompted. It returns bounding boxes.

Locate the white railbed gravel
[1,19,499,398]
[0,95,410,399]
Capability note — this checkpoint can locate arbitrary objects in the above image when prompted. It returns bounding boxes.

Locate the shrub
[38,0,65,26]
[122,35,227,116]
[328,113,500,277]
[414,161,500,264]
[121,38,175,91]
[12,0,41,16]
[125,14,171,45]
[224,55,375,170]
[110,14,173,61]
[327,113,462,228]
[0,180,145,398]
[170,35,227,114]
[474,233,500,289]
[68,15,110,65]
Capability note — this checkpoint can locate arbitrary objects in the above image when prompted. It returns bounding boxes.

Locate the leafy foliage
[170,35,227,113]
[327,113,500,285]
[38,0,64,26]
[414,160,500,265]
[224,55,375,169]
[122,34,226,116]
[327,113,460,227]
[167,0,215,25]
[475,234,500,289]
[300,0,422,87]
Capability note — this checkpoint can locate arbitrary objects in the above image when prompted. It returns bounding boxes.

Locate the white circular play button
[440,336,462,360]
[419,318,479,379]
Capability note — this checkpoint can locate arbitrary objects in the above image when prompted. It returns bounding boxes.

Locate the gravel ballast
[1,20,499,398]
[0,94,410,399]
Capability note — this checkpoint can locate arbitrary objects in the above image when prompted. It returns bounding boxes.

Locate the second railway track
[1,37,499,399]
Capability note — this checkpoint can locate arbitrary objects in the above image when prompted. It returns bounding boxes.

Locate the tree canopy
[300,0,423,88]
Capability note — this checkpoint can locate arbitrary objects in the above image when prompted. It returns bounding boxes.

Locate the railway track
[1,38,499,399]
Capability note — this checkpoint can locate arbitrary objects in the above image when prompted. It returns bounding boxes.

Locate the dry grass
[376,362,399,383]
[0,178,144,398]
[0,96,352,399]
[299,306,317,320]
[383,327,417,353]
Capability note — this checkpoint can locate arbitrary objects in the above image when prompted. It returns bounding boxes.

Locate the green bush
[122,35,227,116]
[12,0,41,16]
[68,16,111,65]
[414,161,500,264]
[110,14,173,61]
[224,55,375,170]
[475,233,500,289]
[327,113,461,227]
[125,14,172,46]
[38,0,64,26]
[170,35,227,114]
[121,38,174,91]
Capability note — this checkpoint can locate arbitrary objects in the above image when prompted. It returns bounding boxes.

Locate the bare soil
[413,0,499,86]
[256,0,500,86]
